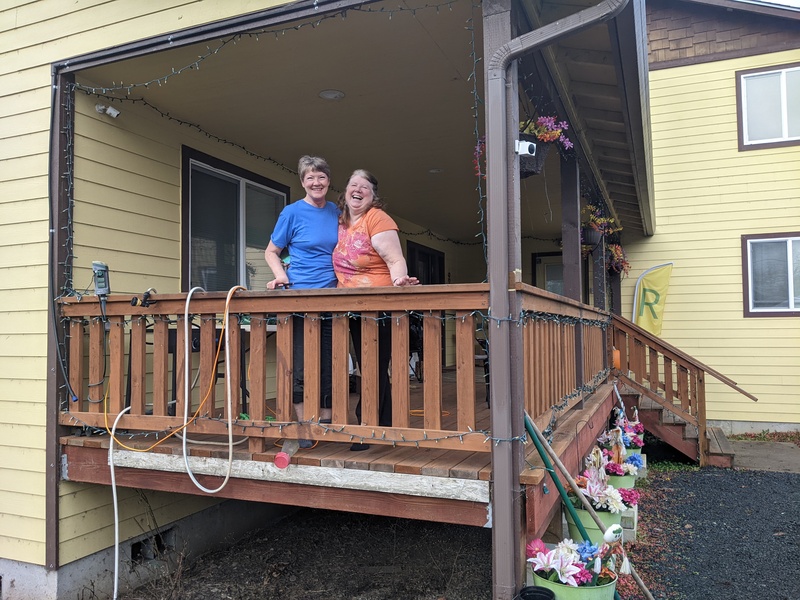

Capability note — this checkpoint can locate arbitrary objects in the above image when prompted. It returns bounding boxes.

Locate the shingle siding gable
[647,0,800,68]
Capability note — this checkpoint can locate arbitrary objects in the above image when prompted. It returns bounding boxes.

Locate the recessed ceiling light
[319,89,345,101]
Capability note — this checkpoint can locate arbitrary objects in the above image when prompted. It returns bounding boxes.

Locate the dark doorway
[407,241,445,285]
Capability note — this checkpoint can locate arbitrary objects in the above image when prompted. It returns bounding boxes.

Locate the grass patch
[727,430,800,447]
[648,460,699,474]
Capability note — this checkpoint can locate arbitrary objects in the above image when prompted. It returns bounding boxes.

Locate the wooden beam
[62,445,491,527]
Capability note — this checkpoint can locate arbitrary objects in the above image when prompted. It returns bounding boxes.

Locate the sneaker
[350,443,370,451]
[299,439,313,449]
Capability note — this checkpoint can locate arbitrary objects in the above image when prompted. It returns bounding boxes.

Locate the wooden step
[706,426,735,468]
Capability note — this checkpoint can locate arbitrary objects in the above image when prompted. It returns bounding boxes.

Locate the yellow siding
[0,0,292,568]
[622,49,800,426]
[58,484,218,564]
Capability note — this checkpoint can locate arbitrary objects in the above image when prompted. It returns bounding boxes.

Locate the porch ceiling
[74,0,652,244]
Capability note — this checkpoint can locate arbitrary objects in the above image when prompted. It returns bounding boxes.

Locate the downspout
[484,0,629,597]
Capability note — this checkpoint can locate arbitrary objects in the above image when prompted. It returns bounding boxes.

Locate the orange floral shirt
[333,208,398,288]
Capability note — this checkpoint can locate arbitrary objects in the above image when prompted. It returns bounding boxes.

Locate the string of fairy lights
[60,307,611,448]
[56,0,615,448]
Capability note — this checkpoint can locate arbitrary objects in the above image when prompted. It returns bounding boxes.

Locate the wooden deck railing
[516,284,610,431]
[609,314,758,463]
[57,284,613,454]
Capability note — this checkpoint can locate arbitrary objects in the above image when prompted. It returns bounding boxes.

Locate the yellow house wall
[622,48,800,428]
[1,0,483,568]
[0,0,298,569]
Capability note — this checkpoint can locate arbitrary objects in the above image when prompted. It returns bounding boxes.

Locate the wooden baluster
[523,317,533,417]
[68,319,84,408]
[174,319,188,418]
[390,312,410,429]
[152,319,168,417]
[331,313,350,426]
[303,312,321,423]
[618,329,629,374]
[360,312,379,426]
[199,318,217,413]
[455,311,475,432]
[533,320,543,414]
[649,346,660,393]
[422,312,442,431]
[107,316,125,417]
[678,365,690,413]
[697,371,708,465]
[663,356,675,404]
[248,314,267,453]
[275,313,293,422]
[88,318,104,413]
[226,313,242,420]
[129,317,146,416]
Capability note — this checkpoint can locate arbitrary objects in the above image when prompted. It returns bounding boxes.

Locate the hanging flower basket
[520,135,552,178]
[582,227,603,247]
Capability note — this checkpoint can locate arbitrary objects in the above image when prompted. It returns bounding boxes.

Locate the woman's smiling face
[301,169,330,205]
[345,175,375,217]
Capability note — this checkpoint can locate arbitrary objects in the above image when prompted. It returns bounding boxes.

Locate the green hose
[524,412,623,600]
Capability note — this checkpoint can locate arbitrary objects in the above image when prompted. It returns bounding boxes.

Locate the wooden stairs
[620,392,735,467]
[610,314,757,468]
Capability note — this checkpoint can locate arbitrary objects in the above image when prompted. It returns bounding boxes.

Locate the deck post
[484,1,525,597]
[561,155,585,408]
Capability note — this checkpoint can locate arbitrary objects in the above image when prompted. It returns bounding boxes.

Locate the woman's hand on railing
[392,276,420,287]
[266,276,291,290]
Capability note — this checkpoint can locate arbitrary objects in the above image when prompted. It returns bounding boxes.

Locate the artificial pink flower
[526,538,547,559]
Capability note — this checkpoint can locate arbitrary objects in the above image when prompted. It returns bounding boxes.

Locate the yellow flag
[633,263,673,335]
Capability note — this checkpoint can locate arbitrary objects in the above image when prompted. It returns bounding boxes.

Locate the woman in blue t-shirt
[265,156,339,440]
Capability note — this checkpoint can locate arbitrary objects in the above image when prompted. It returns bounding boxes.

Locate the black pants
[350,314,392,427]
[292,314,332,409]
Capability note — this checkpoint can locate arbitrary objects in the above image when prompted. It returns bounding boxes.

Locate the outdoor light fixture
[318,89,345,101]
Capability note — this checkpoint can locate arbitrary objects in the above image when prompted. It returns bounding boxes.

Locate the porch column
[609,269,621,315]
[484,1,525,598]
[560,155,585,407]
[561,155,582,302]
[592,243,607,310]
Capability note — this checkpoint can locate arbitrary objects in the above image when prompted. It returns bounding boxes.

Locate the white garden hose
[109,405,131,600]
[181,286,244,493]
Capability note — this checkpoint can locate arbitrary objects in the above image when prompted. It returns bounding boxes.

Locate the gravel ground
[121,438,800,600]
[622,465,800,600]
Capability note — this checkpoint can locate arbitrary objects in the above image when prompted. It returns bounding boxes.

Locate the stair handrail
[611,314,758,402]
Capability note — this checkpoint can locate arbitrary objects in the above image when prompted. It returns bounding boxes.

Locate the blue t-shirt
[270,199,340,289]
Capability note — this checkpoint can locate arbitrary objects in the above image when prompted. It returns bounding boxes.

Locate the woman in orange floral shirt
[333,170,418,449]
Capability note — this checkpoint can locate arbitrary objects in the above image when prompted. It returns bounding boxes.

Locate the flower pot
[532,573,617,600]
[582,227,603,247]
[564,507,622,546]
[607,474,636,489]
[626,447,642,456]
[519,135,552,177]
[517,585,555,600]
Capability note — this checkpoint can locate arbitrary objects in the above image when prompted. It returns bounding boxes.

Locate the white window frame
[743,234,800,317]
[740,64,800,147]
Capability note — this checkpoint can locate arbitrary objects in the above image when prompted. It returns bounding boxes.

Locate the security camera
[95,104,120,118]
[515,140,536,156]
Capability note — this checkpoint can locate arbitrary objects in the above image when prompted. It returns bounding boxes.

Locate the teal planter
[531,573,617,600]
[564,506,622,546]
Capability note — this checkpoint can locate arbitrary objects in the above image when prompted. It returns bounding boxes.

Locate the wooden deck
[60,367,616,536]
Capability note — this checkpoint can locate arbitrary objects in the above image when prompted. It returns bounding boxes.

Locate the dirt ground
[121,508,493,600]
[120,432,800,600]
